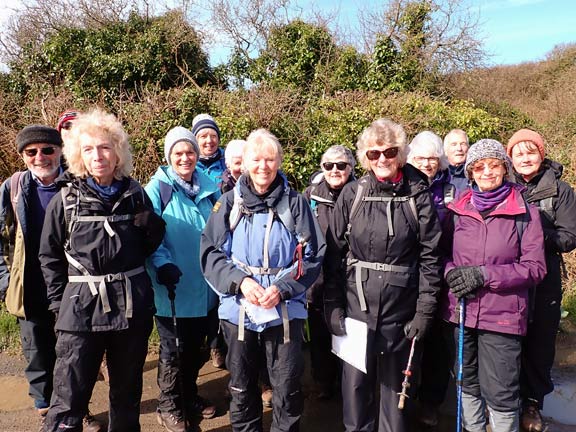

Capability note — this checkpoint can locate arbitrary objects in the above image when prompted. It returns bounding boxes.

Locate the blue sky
[1,0,575,67]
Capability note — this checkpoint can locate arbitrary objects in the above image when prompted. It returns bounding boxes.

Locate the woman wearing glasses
[442,139,546,432]
[304,145,356,400]
[323,118,444,432]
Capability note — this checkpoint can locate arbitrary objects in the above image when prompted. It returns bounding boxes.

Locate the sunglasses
[366,147,399,161]
[23,147,57,157]
[471,161,504,173]
[322,161,348,171]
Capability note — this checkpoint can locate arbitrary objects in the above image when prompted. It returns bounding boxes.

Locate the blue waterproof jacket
[146,166,220,317]
[200,173,326,332]
[196,148,227,186]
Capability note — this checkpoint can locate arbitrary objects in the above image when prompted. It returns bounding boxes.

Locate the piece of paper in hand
[331,317,368,373]
[240,298,280,325]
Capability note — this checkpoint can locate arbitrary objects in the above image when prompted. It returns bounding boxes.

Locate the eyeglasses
[23,147,57,157]
[412,156,439,165]
[366,147,399,161]
[322,161,348,171]
[471,161,504,173]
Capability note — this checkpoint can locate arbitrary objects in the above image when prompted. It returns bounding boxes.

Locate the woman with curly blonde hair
[39,108,165,432]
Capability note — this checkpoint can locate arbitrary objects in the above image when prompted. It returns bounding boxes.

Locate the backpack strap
[158,180,173,214]
[9,171,24,223]
[443,183,456,205]
[538,196,556,225]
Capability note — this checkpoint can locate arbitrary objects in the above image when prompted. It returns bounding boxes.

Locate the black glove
[404,313,433,340]
[446,266,484,299]
[157,263,182,287]
[325,304,347,336]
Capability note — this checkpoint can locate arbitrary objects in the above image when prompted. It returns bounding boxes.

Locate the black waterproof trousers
[45,318,152,432]
[307,304,340,392]
[341,339,418,432]
[18,312,56,409]
[155,314,209,414]
[222,319,305,432]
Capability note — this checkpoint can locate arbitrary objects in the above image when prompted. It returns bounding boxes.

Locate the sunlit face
[322,159,352,189]
[511,142,542,182]
[228,156,243,179]
[80,133,118,186]
[195,128,220,157]
[366,144,401,181]
[470,158,506,192]
[445,133,469,166]
[21,143,62,185]
[170,141,197,182]
[410,145,440,179]
[244,144,281,194]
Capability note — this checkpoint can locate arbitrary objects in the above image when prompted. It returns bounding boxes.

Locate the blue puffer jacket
[196,148,226,186]
[200,173,326,332]
[146,166,220,317]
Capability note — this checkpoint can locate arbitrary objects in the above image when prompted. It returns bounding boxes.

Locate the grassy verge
[0,304,20,353]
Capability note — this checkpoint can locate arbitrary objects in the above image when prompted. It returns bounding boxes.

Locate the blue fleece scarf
[168,166,201,200]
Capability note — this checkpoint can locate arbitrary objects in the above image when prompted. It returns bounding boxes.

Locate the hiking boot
[156,410,186,432]
[210,348,225,368]
[261,385,273,408]
[521,402,544,432]
[419,402,439,427]
[83,412,104,432]
[189,396,216,419]
[38,408,48,432]
[99,357,109,384]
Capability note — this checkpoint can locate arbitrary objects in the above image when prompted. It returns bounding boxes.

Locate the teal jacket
[145,166,220,317]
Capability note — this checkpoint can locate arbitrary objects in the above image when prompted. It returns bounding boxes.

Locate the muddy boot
[83,411,104,432]
[38,408,49,432]
[99,355,109,384]
[210,348,225,369]
[521,400,544,432]
[188,395,216,419]
[261,384,273,408]
[156,410,186,432]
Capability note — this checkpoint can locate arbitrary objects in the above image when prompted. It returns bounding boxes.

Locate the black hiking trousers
[222,319,305,432]
[45,317,152,432]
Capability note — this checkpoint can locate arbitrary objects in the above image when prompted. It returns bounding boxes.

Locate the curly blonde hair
[63,108,132,179]
[356,118,407,171]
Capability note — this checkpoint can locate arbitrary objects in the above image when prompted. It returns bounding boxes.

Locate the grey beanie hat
[16,125,62,152]
[164,126,200,163]
[464,138,512,179]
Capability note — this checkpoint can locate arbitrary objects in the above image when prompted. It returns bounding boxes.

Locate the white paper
[240,298,280,325]
[331,317,368,373]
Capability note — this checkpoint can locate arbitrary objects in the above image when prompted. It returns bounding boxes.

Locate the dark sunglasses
[366,147,399,161]
[322,161,348,171]
[23,147,57,157]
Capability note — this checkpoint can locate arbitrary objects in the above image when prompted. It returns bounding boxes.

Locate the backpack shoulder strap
[60,185,79,249]
[158,180,173,214]
[9,171,24,222]
[443,182,456,205]
[538,196,556,225]
[275,191,295,234]
[229,187,244,232]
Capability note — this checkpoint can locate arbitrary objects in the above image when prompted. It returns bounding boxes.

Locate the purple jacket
[442,184,546,336]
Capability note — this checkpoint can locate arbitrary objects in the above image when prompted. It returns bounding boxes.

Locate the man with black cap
[0,125,102,431]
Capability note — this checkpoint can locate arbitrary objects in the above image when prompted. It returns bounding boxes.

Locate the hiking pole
[398,336,418,409]
[167,284,189,430]
[456,298,466,432]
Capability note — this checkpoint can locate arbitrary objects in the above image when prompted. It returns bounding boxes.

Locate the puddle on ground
[0,376,31,411]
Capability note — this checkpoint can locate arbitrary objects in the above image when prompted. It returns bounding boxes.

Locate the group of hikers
[0,107,574,432]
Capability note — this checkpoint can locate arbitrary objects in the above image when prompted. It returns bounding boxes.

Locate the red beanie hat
[57,110,78,132]
[507,129,545,160]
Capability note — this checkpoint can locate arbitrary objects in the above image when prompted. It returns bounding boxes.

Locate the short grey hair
[408,131,449,171]
[243,129,283,170]
[320,145,356,168]
[443,129,469,152]
[225,139,247,165]
[356,118,408,171]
